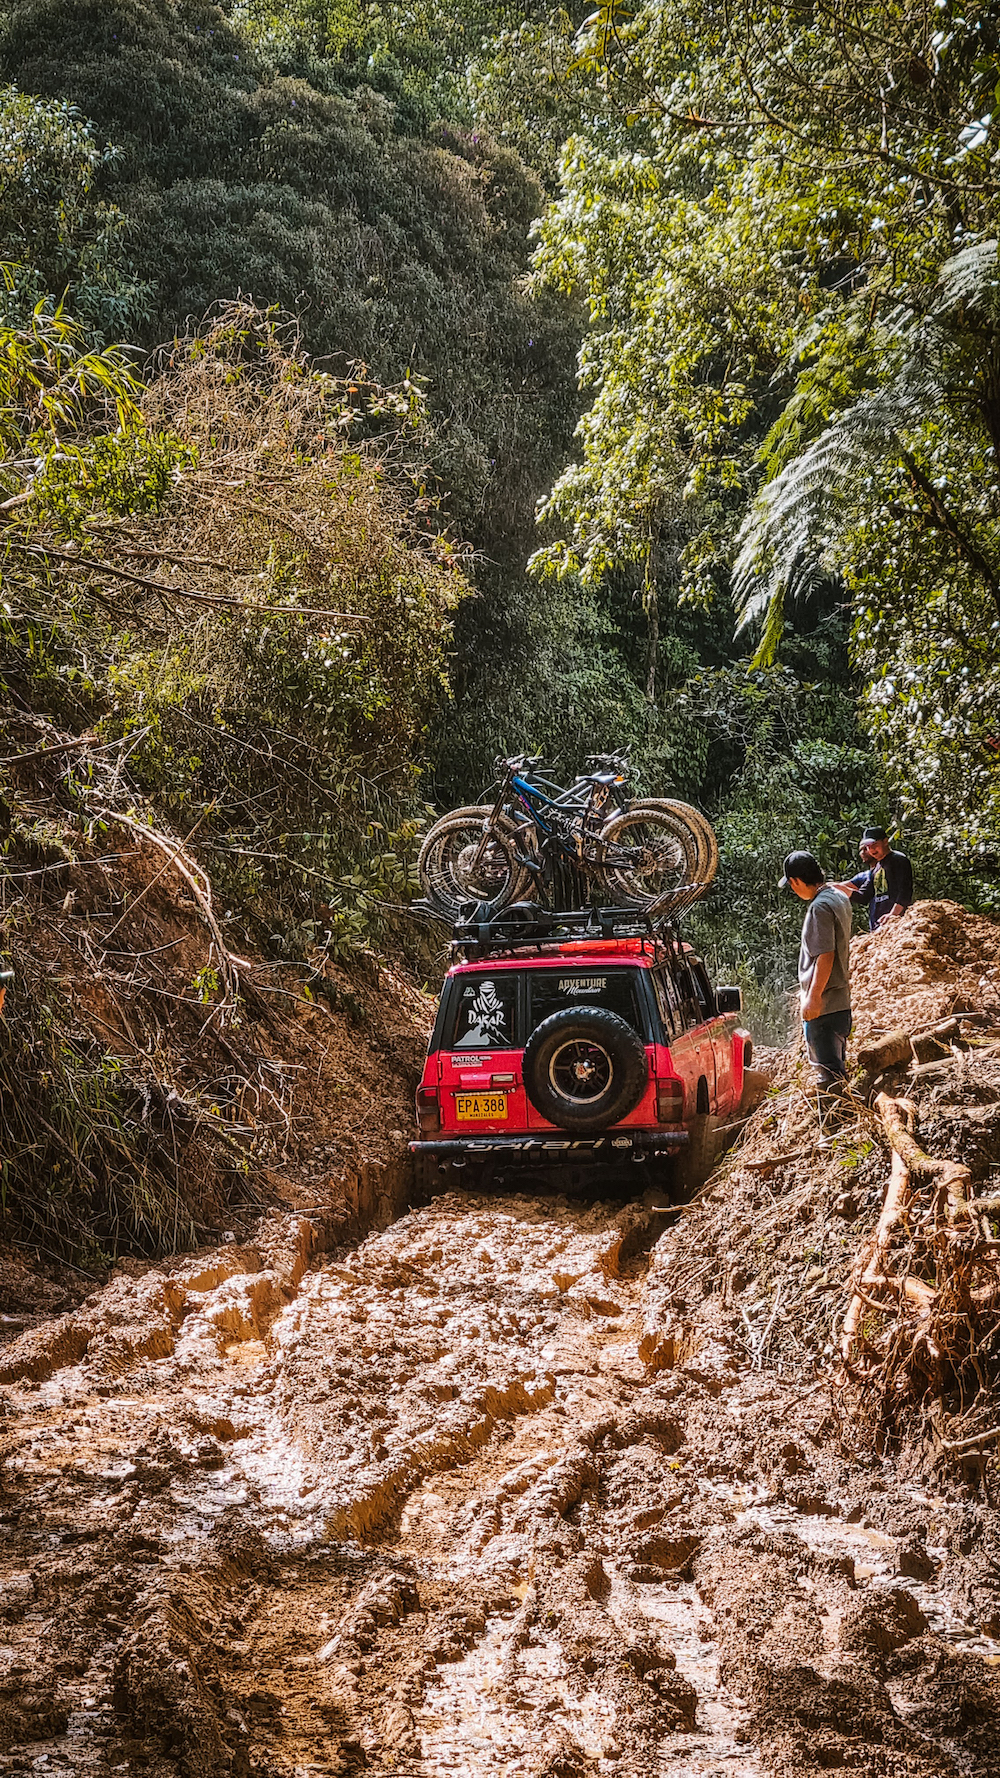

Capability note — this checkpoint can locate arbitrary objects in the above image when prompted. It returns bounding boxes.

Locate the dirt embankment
[662,901,1000,1414]
[0,818,433,1326]
[0,898,998,1777]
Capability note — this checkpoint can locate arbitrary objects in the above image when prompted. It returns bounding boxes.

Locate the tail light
[656,1078,684,1123]
[416,1086,440,1136]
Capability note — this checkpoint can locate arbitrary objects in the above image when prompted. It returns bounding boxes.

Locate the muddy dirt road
[2,1179,999,1778]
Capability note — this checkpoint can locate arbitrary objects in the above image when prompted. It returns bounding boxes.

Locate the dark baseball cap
[778,850,825,889]
[860,826,888,849]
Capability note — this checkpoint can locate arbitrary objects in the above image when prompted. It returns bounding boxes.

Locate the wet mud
[2,1180,999,1777]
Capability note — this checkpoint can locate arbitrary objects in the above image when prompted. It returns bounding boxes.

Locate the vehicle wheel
[674,1112,716,1193]
[417,806,530,920]
[637,799,719,889]
[522,1006,647,1133]
[598,805,699,909]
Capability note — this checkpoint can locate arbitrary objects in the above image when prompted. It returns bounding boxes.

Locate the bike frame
[474,762,630,871]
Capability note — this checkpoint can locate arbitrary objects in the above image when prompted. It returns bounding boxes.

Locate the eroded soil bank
[1,899,1000,1777]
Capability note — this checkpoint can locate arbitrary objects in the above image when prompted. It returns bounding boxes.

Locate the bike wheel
[418,806,531,919]
[633,799,719,889]
[598,805,699,909]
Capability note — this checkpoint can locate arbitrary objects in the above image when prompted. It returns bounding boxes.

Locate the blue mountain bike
[418,753,717,919]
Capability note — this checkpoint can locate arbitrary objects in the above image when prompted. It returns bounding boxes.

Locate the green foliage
[684,640,873,982]
[0,297,141,463]
[528,0,1000,868]
[0,0,579,554]
[3,0,996,1058]
[0,82,147,329]
[0,977,203,1258]
[1,303,468,957]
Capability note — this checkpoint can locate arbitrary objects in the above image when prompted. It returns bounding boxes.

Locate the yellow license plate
[456,1093,508,1121]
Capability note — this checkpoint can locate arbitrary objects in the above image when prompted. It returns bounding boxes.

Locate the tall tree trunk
[643,552,659,701]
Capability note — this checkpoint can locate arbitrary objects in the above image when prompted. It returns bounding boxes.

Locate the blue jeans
[803,1008,852,1088]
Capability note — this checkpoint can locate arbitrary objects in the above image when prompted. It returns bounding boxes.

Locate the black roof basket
[439,898,698,963]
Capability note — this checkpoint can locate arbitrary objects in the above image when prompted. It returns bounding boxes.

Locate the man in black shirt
[834,827,913,931]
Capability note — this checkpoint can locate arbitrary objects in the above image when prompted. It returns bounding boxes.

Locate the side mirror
[717,986,742,1014]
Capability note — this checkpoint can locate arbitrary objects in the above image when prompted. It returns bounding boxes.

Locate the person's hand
[801,994,822,1022]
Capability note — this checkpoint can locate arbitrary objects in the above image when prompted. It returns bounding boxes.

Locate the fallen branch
[88,806,250,1002]
[744,1150,806,1174]
[856,1029,912,1077]
[100,801,215,947]
[911,1017,961,1065]
[939,1422,1000,1453]
[5,540,366,622]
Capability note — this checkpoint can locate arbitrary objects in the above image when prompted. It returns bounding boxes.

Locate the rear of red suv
[412,935,753,1193]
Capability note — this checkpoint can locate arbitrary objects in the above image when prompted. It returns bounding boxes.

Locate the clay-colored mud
[2,1182,999,1777]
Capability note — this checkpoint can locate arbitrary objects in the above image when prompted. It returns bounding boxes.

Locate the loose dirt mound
[850,899,1000,1044]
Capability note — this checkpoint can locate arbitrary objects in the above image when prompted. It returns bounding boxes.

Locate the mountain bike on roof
[417,752,718,920]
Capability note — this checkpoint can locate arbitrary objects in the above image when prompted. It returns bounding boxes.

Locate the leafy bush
[2,302,468,946]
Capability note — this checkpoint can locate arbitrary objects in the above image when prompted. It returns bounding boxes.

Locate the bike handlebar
[495,753,546,774]
[585,751,631,769]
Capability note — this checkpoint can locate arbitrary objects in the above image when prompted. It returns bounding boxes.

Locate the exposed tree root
[876,1089,972,1222]
[840,1093,993,1406]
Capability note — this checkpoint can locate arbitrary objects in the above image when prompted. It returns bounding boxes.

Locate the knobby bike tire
[633,799,719,889]
[417,805,531,919]
[598,804,701,908]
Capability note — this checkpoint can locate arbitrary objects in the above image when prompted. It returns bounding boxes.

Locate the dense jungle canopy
[1,0,999,1009]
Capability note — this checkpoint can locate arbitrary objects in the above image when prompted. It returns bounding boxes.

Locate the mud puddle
[1,1188,999,1776]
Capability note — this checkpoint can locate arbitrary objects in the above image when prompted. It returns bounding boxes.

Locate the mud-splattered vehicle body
[411,912,753,1191]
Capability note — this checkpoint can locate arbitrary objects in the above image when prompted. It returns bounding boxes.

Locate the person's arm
[833,870,871,904]
[801,950,834,1021]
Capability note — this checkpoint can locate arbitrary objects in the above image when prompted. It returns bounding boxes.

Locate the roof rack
[441,901,694,963]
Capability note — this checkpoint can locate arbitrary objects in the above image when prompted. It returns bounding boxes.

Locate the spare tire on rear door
[522,1006,646,1133]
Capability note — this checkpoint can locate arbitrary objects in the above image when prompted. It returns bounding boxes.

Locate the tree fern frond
[732,369,944,642]
[935,239,999,315]
[750,582,785,667]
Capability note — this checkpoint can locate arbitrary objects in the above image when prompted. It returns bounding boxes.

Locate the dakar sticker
[455,979,509,1048]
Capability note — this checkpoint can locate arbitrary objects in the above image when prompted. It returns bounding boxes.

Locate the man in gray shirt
[778,850,853,1103]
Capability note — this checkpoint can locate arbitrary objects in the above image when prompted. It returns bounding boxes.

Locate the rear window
[528,967,644,1037]
[442,964,648,1050]
[447,973,518,1050]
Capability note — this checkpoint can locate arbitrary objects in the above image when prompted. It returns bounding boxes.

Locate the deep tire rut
[1,1189,998,1776]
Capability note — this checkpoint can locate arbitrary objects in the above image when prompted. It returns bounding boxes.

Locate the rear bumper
[409,1129,689,1158]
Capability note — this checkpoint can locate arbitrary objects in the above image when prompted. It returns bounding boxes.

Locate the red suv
[410,909,753,1193]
